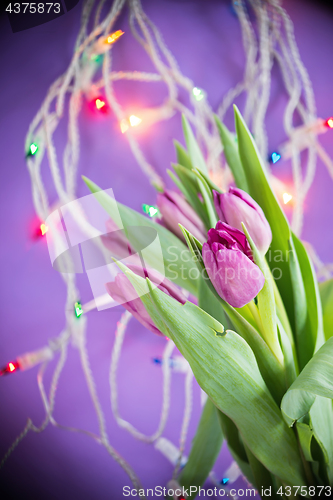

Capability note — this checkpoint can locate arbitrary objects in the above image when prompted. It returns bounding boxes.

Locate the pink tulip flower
[202,221,265,308]
[213,188,272,254]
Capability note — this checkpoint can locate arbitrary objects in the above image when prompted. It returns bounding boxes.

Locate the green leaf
[192,169,218,228]
[233,105,295,331]
[242,223,284,365]
[214,115,249,192]
[296,422,314,462]
[82,176,199,295]
[319,278,333,341]
[309,396,333,484]
[291,234,325,369]
[272,277,295,350]
[219,299,287,405]
[178,398,223,499]
[277,317,297,387]
[191,167,222,194]
[217,411,255,486]
[171,164,209,227]
[179,224,205,273]
[281,336,333,427]
[280,337,333,484]
[288,236,308,370]
[198,276,229,328]
[172,163,198,186]
[182,115,208,174]
[243,443,277,497]
[167,169,191,202]
[174,139,193,170]
[125,269,306,486]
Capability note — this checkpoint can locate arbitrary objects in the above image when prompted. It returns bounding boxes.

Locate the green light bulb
[74,301,83,318]
[192,87,205,101]
[142,204,160,218]
[27,143,38,157]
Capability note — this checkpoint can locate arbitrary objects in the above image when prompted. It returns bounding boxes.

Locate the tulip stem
[295,427,315,487]
[272,277,296,348]
[247,300,265,338]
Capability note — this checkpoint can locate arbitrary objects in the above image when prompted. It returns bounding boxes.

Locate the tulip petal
[222,189,272,255]
[213,191,226,223]
[106,274,163,336]
[203,243,265,308]
[127,264,187,305]
[210,222,253,261]
[213,187,272,255]
[157,190,206,243]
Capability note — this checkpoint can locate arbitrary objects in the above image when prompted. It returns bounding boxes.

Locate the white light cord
[110,311,175,443]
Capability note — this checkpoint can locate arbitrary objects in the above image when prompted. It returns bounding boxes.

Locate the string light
[192,87,205,101]
[27,143,38,157]
[283,192,293,204]
[120,115,142,133]
[105,30,124,45]
[142,204,160,217]
[0,360,20,376]
[129,115,142,127]
[93,97,108,114]
[90,54,103,63]
[325,117,333,129]
[120,119,129,134]
[32,220,48,239]
[95,98,106,110]
[40,223,48,236]
[152,355,190,372]
[93,30,124,56]
[74,301,83,318]
[1,346,54,378]
[269,152,281,164]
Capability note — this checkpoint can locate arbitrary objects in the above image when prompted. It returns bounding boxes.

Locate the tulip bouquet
[83,106,333,499]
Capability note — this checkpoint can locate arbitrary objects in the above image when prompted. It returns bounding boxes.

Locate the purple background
[1,1,333,498]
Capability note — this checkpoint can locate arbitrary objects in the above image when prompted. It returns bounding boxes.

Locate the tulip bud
[213,188,272,254]
[202,221,265,308]
[106,265,186,336]
[157,190,206,244]
[101,219,133,259]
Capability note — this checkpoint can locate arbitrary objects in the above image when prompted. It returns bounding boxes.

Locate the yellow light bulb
[95,98,105,110]
[120,119,129,133]
[283,193,292,204]
[129,115,142,127]
[105,30,124,45]
[40,223,48,235]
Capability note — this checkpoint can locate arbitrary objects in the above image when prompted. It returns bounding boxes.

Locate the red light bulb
[32,220,48,240]
[325,117,333,129]
[0,360,20,376]
[93,97,108,114]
